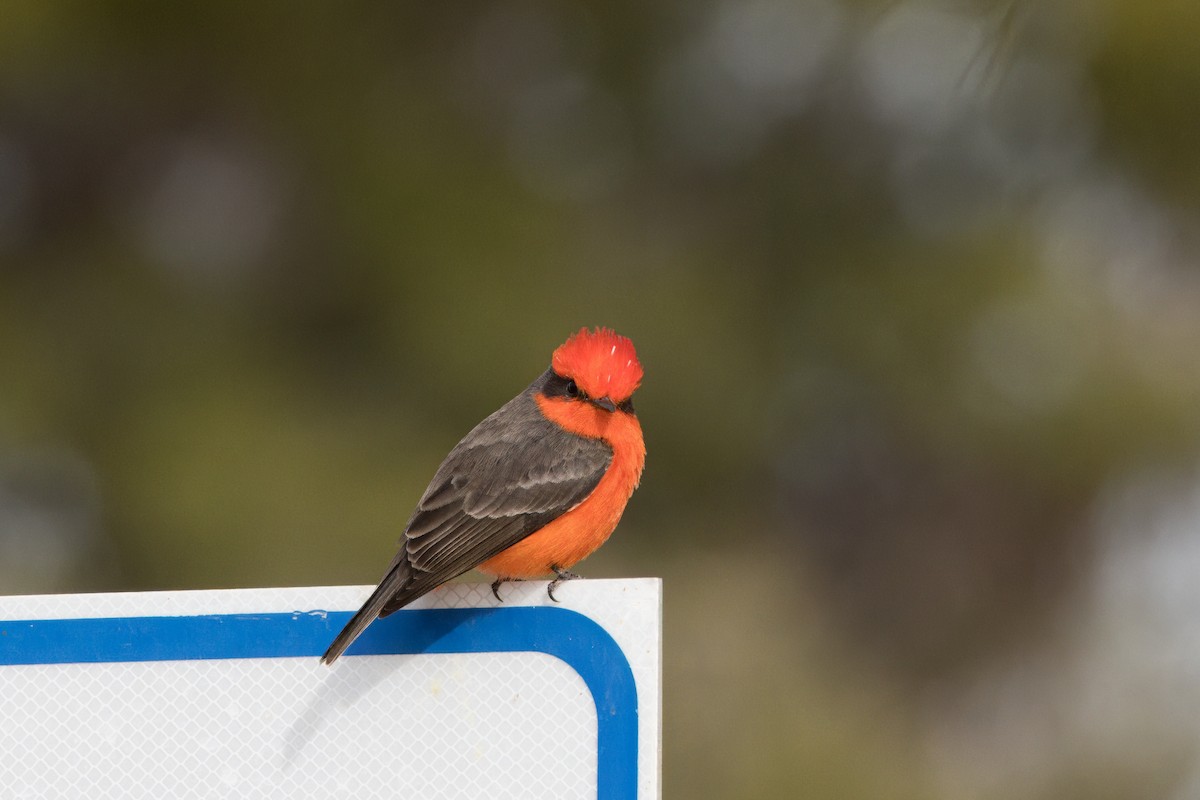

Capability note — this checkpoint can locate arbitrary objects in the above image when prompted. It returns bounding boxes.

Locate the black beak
[592,396,617,412]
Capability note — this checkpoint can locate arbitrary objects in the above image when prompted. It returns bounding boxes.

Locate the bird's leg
[491,577,523,602]
[546,566,580,602]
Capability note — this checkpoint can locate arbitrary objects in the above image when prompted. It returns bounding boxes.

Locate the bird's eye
[565,380,580,397]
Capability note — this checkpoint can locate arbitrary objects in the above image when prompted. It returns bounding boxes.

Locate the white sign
[0,579,661,799]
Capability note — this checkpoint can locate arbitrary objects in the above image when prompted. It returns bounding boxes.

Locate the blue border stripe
[0,606,637,800]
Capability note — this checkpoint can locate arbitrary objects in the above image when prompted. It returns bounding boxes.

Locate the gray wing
[384,389,611,612]
[323,386,610,664]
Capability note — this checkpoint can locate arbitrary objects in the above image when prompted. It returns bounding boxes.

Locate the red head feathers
[551,327,643,403]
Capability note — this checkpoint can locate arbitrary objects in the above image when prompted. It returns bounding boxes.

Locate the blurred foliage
[3,1,1200,797]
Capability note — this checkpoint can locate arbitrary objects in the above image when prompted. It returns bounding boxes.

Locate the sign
[0,579,661,799]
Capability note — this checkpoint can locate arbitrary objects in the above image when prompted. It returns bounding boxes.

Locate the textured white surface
[0,579,661,799]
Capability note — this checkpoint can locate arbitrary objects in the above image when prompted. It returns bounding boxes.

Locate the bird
[321,326,645,664]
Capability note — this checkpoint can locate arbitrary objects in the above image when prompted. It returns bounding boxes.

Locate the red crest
[551,327,643,402]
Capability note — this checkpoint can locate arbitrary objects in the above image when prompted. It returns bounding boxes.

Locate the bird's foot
[491,577,523,602]
[546,566,580,602]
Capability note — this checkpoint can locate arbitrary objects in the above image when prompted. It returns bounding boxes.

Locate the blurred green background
[3,0,1200,796]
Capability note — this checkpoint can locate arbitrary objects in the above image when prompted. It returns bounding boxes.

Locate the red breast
[477,378,646,578]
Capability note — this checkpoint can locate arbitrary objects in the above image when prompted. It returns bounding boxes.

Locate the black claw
[546,566,580,602]
[491,577,526,602]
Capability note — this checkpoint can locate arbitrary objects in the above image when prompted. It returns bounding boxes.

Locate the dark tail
[321,561,412,665]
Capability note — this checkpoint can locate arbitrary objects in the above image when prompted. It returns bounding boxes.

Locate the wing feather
[326,370,614,660]
[405,390,611,574]
[377,380,610,616]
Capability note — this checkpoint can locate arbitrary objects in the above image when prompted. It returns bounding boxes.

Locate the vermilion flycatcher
[322,327,645,664]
